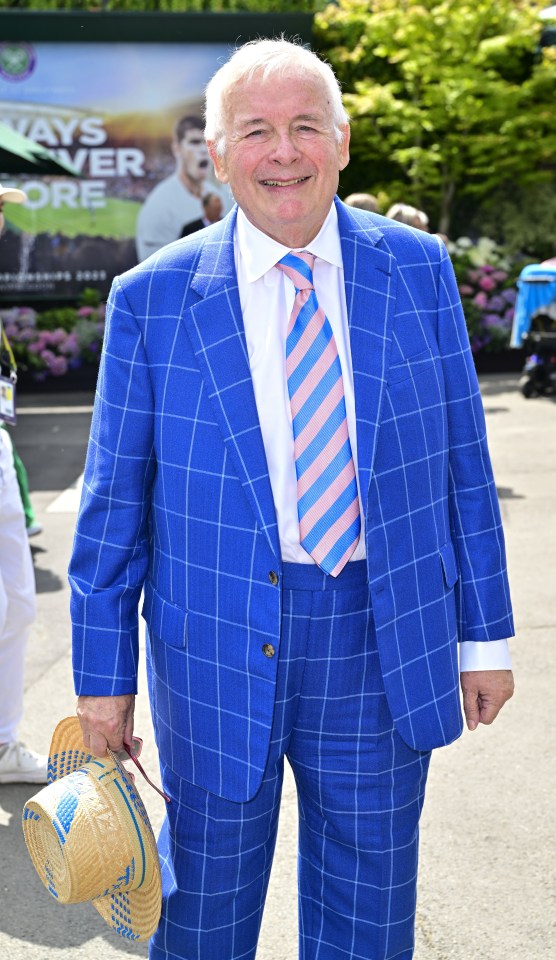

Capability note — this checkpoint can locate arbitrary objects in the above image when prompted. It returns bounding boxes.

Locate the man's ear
[207,141,229,184]
[338,124,350,172]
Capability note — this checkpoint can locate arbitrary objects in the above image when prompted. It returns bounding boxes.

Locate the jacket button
[268,571,279,585]
[262,643,275,658]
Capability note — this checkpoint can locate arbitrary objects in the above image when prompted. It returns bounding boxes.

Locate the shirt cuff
[459,639,512,672]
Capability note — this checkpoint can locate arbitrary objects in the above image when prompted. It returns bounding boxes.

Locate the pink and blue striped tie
[277,250,361,577]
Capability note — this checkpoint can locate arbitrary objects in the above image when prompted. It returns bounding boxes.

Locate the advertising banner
[0,38,235,300]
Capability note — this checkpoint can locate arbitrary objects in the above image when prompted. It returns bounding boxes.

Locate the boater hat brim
[22,717,162,942]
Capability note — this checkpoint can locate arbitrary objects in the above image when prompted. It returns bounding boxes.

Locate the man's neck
[177,169,203,198]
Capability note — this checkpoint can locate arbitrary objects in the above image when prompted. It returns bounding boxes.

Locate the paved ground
[0,375,554,959]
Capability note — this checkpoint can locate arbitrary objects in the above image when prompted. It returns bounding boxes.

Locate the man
[0,183,46,784]
[135,115,227,261]
[386,201,430,231]
[180,190,223,237]
[71,39,514,960]
[344,191,379,212]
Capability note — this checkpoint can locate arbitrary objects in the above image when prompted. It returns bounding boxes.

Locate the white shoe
[0,741,48,784]
[27,522,43,538]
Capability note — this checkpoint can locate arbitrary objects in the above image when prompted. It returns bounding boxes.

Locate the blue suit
[70,199,513,804]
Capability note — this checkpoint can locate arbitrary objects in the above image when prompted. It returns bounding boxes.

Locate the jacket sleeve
[436,242,514,642]
[69,277,156,695]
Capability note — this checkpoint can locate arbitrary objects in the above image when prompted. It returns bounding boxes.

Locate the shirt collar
[236,202,343,283]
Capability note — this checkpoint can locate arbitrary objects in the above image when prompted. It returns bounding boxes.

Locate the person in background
[0,184,46,784]
[136,115,227,261]
[344,191,379,212]
[180,191,224,237]
[10,435,42,538]
[386,201,430,231]
[72,40,514,960]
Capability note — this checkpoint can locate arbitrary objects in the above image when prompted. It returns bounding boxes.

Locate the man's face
[204,195,223,223]
[173,128,210,182]
[207,72,349,248]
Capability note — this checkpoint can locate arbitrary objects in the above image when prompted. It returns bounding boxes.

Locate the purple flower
[502,288,517,305]
[473,292,488,308]
[504,307,515,322]
[459,284,474,296]
[49,356,68,376]
[483,313,505,328]
[50,328,67,346]
[487,295,506,313]
[77,306,94,317]
[492,270,508,283]
[479,275,497,292]
[481,264,496,274]
[59,333,80,356]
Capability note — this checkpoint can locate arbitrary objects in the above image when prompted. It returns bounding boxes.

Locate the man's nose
[270,133,299,164]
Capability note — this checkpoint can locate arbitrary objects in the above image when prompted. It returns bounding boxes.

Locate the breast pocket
[387,348,436,386]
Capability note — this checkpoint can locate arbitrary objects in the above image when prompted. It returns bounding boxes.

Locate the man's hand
[76,694,135,757]
[460,670,514,731]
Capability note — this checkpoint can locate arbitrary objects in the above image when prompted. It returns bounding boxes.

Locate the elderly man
[71,39,514,960]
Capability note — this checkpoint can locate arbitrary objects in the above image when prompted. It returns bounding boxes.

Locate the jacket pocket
[387,347,436,386]
[141,580,188,648]
[439,541,459,589]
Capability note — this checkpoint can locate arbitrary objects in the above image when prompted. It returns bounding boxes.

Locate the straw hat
[0,184,27,204]
[22,717,162,942]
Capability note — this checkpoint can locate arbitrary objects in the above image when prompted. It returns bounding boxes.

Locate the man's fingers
[76,693,135,757]
[460,669,514,732]
[462,687,480,731]
[86,729,109,758]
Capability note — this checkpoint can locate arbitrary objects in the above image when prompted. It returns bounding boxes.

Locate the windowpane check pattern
[277,251,361,577]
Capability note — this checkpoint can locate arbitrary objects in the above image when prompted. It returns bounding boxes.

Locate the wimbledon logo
[0,43,36,83]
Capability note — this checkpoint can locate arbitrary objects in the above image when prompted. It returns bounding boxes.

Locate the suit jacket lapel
[336,199,396,518]
[182,209,280,560]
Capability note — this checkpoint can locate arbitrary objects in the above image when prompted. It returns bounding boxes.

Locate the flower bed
[449,237,530,356]
[0,289,105,384]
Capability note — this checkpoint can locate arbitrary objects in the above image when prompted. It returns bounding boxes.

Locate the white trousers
[0,428,36,743]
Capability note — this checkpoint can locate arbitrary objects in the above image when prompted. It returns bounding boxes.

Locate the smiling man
[71,39,514,960]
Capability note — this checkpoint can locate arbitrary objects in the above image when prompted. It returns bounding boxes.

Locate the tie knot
[276,251,315,291]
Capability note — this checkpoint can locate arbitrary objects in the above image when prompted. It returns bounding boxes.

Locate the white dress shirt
[235,204,511,672]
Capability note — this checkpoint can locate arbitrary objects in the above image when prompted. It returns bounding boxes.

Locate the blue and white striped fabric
[69,197,514,806]
[276,250,360,577]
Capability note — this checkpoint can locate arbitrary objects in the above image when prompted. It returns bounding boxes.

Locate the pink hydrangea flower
[479,275,497,292]
[459,284,474,296]
[473,292,488,308]
[49,356,68,376]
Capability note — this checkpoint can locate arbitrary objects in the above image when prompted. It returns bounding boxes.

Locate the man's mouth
[261,177,310,187]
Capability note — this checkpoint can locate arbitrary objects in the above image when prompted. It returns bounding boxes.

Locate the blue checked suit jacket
[70,198,514,802]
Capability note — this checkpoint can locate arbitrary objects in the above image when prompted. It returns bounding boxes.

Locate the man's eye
[297,125,318,135]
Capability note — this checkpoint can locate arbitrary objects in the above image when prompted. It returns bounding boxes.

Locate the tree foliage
[315,0,556,239]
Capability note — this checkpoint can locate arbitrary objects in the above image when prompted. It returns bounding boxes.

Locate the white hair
[386,203,430,229]
[204,38,349,156]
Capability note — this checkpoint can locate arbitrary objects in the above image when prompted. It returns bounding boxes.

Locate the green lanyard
[0,318,17,377]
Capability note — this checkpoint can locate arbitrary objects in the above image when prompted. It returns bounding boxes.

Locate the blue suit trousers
[149,562,431,960]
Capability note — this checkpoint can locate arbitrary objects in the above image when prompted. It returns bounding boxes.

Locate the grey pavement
[0,375,554,958]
